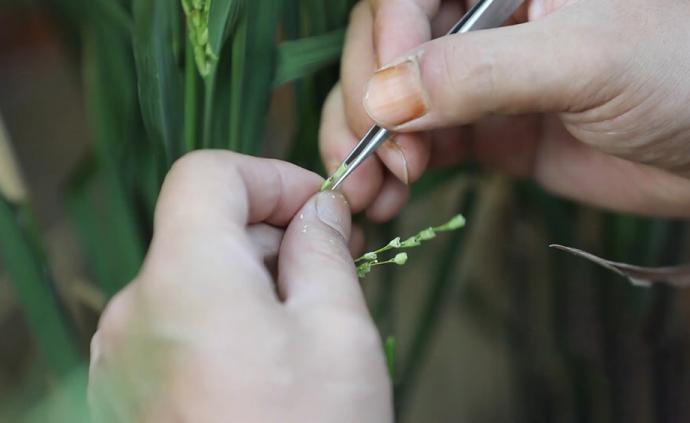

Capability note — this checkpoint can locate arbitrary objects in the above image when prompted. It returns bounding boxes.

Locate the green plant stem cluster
[355,214,466,278]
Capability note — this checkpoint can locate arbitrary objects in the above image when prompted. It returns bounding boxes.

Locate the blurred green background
[1,0,689,421]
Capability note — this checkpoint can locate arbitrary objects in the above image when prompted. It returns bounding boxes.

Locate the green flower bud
[393,253,408,266]
[418,228,436,241]
[436,214,466,232]
[363,252,378,261]
[357,262,372,278]
[446,214,465,229]
[387,237,401,248]
[401,237,421,247]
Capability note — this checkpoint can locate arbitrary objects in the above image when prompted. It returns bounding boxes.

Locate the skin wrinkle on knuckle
[435,37,494,121]
[255,160,286,222]
[157,153,247,227]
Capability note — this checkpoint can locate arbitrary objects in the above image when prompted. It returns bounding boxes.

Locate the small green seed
[393,253,408,265]
[357,262,372,278]
[363,252,378,261]
[387,237,401,248]
[401,237,421,247]
[436,214,466,232]
[418,228,436,241]
[446,214,465,229]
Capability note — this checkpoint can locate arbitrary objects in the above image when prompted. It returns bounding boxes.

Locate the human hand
[88,152,392,422]
[320,0,690,220]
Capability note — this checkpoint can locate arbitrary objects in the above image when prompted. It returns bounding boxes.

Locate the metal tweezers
[329,0,525,190]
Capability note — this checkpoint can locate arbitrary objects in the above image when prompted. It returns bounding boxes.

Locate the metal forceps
[328,0,525,190]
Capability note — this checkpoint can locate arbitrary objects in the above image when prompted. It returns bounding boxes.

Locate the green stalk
[0,198,81,376]
[183,38,199,152]
[228,13,247,152]
[201,75,216,148]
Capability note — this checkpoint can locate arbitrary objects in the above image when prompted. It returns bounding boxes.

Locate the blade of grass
[231,0,283,154]
[273,29,345,87]
[183,38,200,152]
[201,75,216,148]
[82,26,145,293]
[227,12,247,152]
[0,197,81,376]
[384,336,396,383]
[550,244,690,288]
[66,159,143,297]
[90,0,132,33]
[301,0,327,34]
[133,0,184,164]
[208,0,242,57]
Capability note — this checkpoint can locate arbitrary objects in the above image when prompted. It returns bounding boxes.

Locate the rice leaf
[384,336,396,382]
[551,245,690,288]
[228,0,283,154]
[208,0,243,56]
[0,198,81,376]
[66,161,142,297]
[90,0,132,33]
[133,0,184,164]
[183,37,201,152]
[274,29,345,87]
[227,11,247,152]
[82,26,145,294]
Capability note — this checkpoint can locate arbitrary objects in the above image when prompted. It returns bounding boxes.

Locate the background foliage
[1,0,690,421]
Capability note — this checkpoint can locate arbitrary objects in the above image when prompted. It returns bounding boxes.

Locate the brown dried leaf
[550,244,690,288]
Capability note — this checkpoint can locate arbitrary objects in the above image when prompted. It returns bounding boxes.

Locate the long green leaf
[228,0,283,154]
[133,0,184,164]
[90,0,132,33]
[183,37,200,152]
[66,162,142,297]
[274,29,345,87]
[208,0,243,56]
[227,12,247,152]
[82,26,145,294]
[0,198,81,376]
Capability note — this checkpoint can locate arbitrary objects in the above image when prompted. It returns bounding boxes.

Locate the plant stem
[201,75,215,148]
[228,13,247,152]
[0,198,82,376]
[183,39,198,152]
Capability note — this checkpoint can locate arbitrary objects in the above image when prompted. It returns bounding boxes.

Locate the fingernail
[364,58,428,128]
[384,139,409,185]
[316,191,350,240]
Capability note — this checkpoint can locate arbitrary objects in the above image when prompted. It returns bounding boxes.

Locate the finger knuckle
[168,150,231,182]
[97,288,134,342]
[437,37,496,116]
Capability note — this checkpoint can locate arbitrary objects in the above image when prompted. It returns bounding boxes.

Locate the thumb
[278,191,367,312]
[363,12,618,131]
